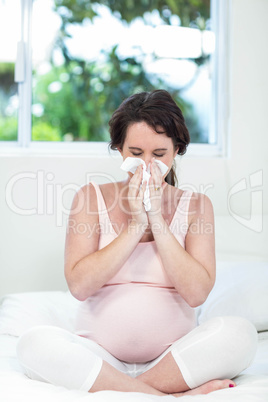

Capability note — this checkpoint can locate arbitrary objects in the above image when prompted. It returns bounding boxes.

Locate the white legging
[16,316,257,392]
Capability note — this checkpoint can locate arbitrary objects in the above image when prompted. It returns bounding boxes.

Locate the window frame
[0,0,231,157]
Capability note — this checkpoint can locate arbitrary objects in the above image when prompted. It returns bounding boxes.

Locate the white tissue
[120,157,169,211]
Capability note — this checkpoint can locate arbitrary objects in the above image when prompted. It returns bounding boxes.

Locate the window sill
[0,141,227,158]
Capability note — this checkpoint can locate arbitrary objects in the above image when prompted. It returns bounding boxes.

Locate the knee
[220,316,258,366]
[16,325,64,368]
[221,316,257,342]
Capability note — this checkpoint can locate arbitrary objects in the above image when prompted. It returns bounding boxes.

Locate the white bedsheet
[1,261,268,401]
[0,333,268,402]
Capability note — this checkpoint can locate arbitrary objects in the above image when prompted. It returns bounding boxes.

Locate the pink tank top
[75,182,196,363]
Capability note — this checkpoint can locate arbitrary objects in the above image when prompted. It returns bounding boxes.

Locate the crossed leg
[90,351,235,397]
[136,316,257,396]
[136,351,235,396]
[17,317,257,397]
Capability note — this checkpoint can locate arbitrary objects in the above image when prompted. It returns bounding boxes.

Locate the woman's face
[119,121,178,180]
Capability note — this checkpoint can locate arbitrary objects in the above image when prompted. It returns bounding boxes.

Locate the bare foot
[172,379,236,397]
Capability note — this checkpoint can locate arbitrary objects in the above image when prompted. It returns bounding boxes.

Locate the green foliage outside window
[0,0,210,143]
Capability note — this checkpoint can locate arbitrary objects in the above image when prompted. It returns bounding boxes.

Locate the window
[0,0,230,156]
[0,0,21,141]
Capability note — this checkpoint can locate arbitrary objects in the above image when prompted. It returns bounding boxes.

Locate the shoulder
[78,181,122,207]
[188,192,214,225]
[99,181,120,196]
[164,183,183,202]
[70,182,98,215]
[99,181,125,206]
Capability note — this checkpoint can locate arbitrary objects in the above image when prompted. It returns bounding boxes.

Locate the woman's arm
[148,162,216,307]
[64,167,147,301]
[150,194,216,307]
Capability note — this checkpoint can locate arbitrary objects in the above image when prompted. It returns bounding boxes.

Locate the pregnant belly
[75,283,196,363]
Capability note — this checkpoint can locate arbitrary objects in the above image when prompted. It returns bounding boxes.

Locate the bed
[0,261,268,401]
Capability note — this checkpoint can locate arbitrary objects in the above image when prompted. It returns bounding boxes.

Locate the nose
[143,156,153,169]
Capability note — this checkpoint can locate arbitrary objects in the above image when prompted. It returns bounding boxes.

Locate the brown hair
[109,90,190,186]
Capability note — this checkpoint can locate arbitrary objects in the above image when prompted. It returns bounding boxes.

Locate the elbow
[66,273,100,301]
[65,274,91,302]
[187,294,208,308]
[176,288,206,308]
[67,281,88,301]
[65,263,93,301]
[70,287,89,302]
[186,283,215,308]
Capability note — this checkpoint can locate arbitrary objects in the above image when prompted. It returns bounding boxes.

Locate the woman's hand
[147,159,165,223]
[128,164,149,229]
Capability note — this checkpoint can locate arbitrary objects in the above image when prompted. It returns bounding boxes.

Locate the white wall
[0,0,267,298]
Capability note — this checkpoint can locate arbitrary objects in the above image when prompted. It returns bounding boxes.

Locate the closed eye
[131,152,164,157]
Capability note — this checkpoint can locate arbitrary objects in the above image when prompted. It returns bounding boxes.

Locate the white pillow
[0,291,80,337]
[196,261,268,331]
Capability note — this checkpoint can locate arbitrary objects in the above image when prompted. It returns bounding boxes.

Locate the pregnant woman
[17,90,257,397]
